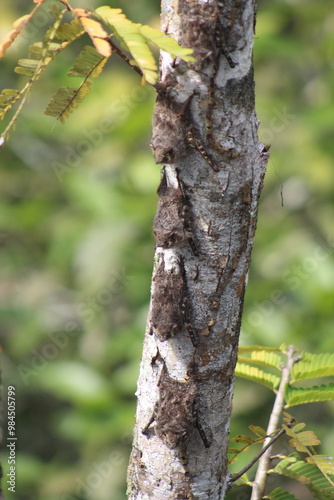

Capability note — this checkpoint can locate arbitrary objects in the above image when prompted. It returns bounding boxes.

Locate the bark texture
[127,1,269,498]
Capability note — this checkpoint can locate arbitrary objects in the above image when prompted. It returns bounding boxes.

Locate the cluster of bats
[141,89,218,451]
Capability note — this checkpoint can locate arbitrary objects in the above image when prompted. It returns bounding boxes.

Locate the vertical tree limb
[250,346,297,500]
[128,1,268,498]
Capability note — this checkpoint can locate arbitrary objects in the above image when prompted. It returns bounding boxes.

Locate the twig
[250,345,298,500]
[228,428,286,487]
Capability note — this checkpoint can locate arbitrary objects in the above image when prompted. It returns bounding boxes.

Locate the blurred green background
[0,1,333,499]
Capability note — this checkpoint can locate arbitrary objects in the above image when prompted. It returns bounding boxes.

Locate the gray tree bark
[127,1,268,498]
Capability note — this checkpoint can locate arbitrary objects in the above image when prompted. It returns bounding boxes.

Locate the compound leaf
[44,81,92,124]
[285,383,334,407]
[235,363,280,391]
[291,353,334,382]
[67,45,107,78]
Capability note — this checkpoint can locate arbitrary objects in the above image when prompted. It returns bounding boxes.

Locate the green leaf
[307,455,334,477]
[249,425,268,438]
[67,45,107,78]
[16,58,40,69]
[235,362,280,391]
[238,350,283,370]
[285,383,334,407]
[291,353,334,382]
[266,487,300,500]
[291,423,306,433]
[44,81,92,124]
[272,455,334,498]
[287,431,321,453]
[139,24,194,61]
[95,7,157,84]
[44,45,107,124]
[53,19,85,43]
[283,424,320,454]
[73,10,112,58]
[238,345,283,354]
[13,67,35,76]
[0,88,22,120]
[29,41,62,55]
[0,89,20,107]
[231,434,257,444]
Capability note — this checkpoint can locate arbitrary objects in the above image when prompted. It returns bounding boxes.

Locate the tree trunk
[127,1,268,498]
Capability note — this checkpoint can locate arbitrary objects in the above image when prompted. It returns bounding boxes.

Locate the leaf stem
[107,38,144,78]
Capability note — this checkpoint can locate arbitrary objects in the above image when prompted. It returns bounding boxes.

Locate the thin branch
[250,345,299,500]
[228,427,285,487]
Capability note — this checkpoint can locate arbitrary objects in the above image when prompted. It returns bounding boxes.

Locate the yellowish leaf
[0,15,29,58]
[249,425,267,438]
[0,0,48,58]
[79,17,108,39]
[74,9,112,58]
[73,8,89,18]
[307,454,334,475]
[92,38,112,58]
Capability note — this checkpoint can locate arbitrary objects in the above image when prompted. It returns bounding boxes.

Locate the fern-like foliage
[67,45,107,78]
[231,347,334,499]
[272,454,334,498]
[139,24,197,60]
[291,352,334,382]
[44,45,107,123]
[14,41,63,77]
[266,487,301,500]
[237,350,283,370]
[52,19,85,44]
[236,346,334,408]
[234,363,281,391]
[284,422,321,452]
[285,383,334,407]
[0,1,194,142]
[44,81,92,124]
[0,89,21,121]
[228,425,268,464]
[287,426,334,492]
[308,455,334,477]
[72,8,112,58]
[0,5,69,142]
[94,6,194,84]
[93,7,157,84]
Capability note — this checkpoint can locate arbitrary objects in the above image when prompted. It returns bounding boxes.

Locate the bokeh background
[0,1,333,499]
